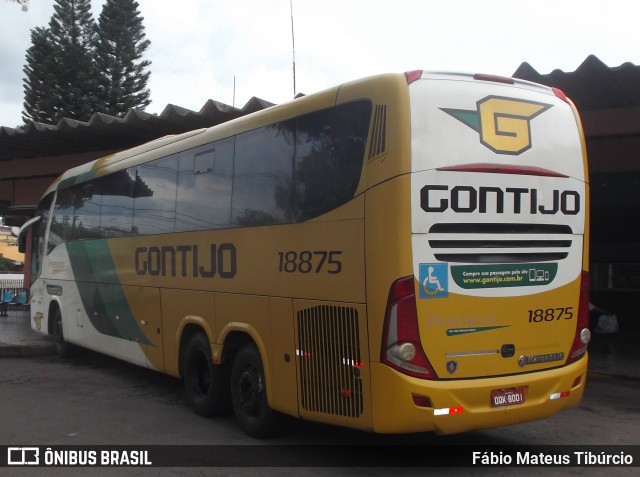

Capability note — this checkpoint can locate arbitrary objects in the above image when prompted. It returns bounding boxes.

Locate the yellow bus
[20,70,590,438]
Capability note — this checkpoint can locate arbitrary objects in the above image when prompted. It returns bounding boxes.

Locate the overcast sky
[1,0,639,127]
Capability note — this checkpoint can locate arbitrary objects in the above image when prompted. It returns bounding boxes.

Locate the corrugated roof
[4,55,639,161]
[513,55,640,111]
[0,97,273,161]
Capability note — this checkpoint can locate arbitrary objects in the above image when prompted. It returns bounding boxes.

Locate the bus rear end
[372,71,589,434]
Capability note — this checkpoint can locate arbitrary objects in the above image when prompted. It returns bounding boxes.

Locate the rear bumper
[370,354,588,434]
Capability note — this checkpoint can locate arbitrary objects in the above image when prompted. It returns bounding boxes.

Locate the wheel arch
[46,298,62,336]
[178,320,274,403]
[177,319,212,379]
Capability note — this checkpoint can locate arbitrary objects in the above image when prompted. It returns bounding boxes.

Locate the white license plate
[491,387,525,407]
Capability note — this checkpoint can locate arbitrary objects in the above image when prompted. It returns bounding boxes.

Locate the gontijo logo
[441,96,552,155]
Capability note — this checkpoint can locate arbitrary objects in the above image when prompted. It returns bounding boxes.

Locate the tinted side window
[33,193,53,281]
[49,187,75,251]
[133,155,178,235]
[231,122,294,226]
[99,168,135,238]
[294,101,371,222]
[72,182,101,240]
[176,138,234,232]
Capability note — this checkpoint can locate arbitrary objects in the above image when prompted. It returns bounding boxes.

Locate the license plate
[491,387,525,407]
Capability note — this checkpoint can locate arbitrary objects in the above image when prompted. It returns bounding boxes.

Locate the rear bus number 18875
[277,250,342,274]
[528,307,574,323]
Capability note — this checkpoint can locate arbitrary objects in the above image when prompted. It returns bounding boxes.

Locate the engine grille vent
[296,305,363,418]
[368,105,387,159]
[428,223,573,263]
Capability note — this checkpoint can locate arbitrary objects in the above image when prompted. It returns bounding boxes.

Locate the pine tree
[95,0,152,117]
[47,0,100,122]
[22,27,60,124]
[22,0,100,124]
[22,0,153,125]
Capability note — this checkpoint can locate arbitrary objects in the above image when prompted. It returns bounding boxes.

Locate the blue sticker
[419,263,448,299]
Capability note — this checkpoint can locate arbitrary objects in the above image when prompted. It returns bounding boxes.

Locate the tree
[47,0,101,122]
[22,0,152,125]
[22,27,60,124]
[95,0,152,117]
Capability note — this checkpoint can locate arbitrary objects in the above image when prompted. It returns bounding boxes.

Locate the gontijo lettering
[135,243,237,278]
[421,185,580,215]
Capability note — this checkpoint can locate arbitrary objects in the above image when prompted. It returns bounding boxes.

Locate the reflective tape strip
[434,406,464,415]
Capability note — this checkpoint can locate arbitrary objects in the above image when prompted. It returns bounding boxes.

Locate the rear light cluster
[404,70,423,84]
[437,163,568,178]
[552,87,570,104]
[381,277,438,379]
[473,73,514,85]
[566,271,591,364]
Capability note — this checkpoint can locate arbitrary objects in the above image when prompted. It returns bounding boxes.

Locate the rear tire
[183,332,231,417]
[230,343,286,438]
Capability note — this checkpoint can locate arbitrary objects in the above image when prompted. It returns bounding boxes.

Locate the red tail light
[405,70,423,84]
[552,87,570,104]
[566,271,591,364]
[381,277,438,379]
[473,73,514,85]
[437,163,568,178]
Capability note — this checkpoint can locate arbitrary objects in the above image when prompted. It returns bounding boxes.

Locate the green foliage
[22,0,152,125]
[95,0,152,117]
[22,27,59,124]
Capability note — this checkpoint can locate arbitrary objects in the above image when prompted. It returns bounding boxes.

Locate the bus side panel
[268,297,298,416]
[121,285,164,372]
[293,300,372,430]
[364,175,414,362]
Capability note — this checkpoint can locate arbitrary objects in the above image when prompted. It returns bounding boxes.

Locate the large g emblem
[441,96,552,155]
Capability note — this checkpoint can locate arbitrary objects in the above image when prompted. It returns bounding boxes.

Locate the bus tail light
[473,73,514,85]
[405,70,423,84]
[381,277,438,380]
[566,271,591,364]
[552,87,570,104]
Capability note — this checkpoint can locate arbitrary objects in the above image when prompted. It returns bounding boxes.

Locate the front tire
[183,332,231,417]
[52,307,71,357]
[230,344,286,438]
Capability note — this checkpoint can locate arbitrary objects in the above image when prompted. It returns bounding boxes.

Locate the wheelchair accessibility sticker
[419,263,448,299]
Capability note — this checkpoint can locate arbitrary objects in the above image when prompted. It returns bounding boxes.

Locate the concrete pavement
[0,309,55,357]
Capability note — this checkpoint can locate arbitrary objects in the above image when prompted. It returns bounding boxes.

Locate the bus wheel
[230,344,286,438]
[183,332,231,417]
[52,307,70,358]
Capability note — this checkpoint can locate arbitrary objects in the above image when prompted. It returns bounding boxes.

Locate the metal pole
[290,0,296,97]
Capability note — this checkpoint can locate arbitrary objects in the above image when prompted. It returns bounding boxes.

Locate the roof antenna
[290,0,296,97]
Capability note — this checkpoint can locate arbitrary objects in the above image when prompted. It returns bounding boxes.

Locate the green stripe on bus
[66,240,153,345]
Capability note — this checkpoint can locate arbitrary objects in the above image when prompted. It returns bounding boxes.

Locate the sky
[1,0,639,128]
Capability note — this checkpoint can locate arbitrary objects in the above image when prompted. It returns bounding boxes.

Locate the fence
[0,275,29,317]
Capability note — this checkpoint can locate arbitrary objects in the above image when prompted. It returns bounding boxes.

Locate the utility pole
[290,0,296,97]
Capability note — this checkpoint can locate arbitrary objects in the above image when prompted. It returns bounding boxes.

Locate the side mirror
[17,234,27,254]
